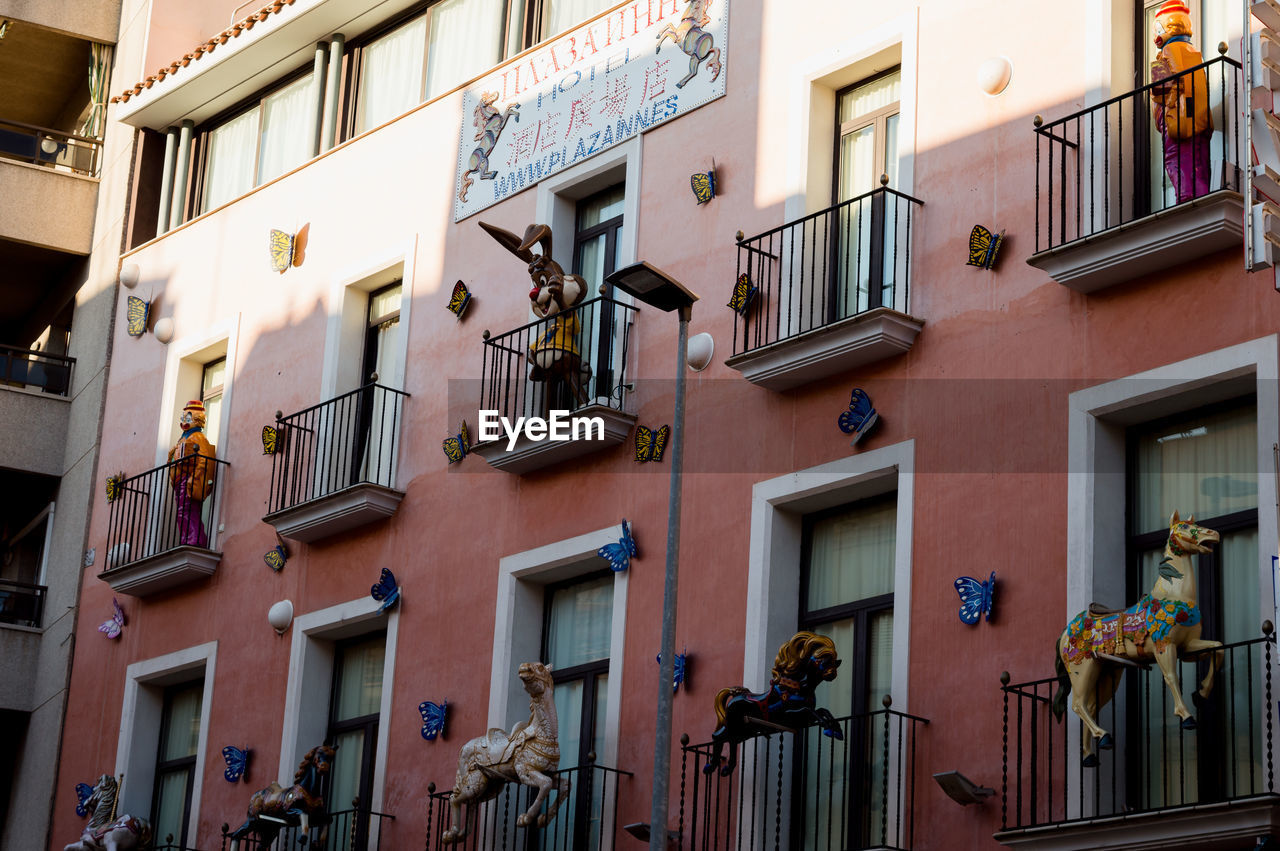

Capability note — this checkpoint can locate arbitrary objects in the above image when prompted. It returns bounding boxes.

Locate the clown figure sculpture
[168,400,216,548]
[1150,0,1212,203]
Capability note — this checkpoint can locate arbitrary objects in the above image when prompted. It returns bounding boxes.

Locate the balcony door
[347,283,402,489]
[572,184,624,404]
[327,634,385,850]
[833,70,900,321]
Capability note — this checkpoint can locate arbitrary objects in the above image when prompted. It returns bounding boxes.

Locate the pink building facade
[47,0,1280,849]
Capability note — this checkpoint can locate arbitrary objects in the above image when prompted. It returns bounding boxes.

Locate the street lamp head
[606,261,699,312]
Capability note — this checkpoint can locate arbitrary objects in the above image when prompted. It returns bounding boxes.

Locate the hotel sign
[453,0,729,221]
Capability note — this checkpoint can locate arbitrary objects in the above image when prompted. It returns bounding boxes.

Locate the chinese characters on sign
[454,0,729,220]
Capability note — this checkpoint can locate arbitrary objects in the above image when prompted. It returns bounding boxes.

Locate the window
[517,0,617,50]
[542,574,611,848]
[151,681,203,846]
[1125,398,1259,807]
[200,357,225,451]
[327,633,385,836]
[797,496,895,849]
[572,184,623,400]
[201,71,318,212]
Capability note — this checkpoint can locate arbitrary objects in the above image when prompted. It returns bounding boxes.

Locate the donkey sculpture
[1053,512,1225,765]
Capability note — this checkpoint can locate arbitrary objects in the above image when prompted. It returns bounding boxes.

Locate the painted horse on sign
[1053,512,1225,766]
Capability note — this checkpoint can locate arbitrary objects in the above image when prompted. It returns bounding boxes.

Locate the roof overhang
[116,0,422,130]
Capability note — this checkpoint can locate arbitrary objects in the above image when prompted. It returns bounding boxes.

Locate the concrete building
[0,2,126,849]
[44,0,1280,849]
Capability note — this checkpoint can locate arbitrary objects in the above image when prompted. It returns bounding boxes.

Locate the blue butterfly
[837,389,879,446]
[371,567,400,613]
[74,782,93,817]
[419,700,448,741]
[597,519,637,572]
[954,571,996,625]
[222,745,250,783]
[657,651,688,693]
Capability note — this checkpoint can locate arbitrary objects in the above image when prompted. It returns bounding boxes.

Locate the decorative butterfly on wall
[222,745,250,783]
[657,650,689,693]
[954,571,996,625]
[691,168,717,205]
[443,420,469,464]
[269,225,308,273]
[635,424,670,463]
[419,700,448,741]
[837,389,879,446]
[263,537,288,572]
[598,519,637,572]
[967,224,1005,270]
[727,273,757,316]
[98,597,125,639]
[261,424,284,455]
[126,295,149,337]
[371,567,400,613]
[74,782,93,817]
[446,280,472,319]
[105,472,125,503]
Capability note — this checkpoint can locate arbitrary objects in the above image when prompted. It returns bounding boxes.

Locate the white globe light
[977,57,1013,96]
[687,332,714,372]
[118,263,140,289]
[268,599,294,634]
[153,317,174,343]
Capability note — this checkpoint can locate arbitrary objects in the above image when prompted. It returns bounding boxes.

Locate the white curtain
[546,0,615,40]
[202,109,257,211]
[258,74,318,184]
[806,498,896,611]
[545,575,613,668]
[426,0,505,100]
[359,16,427,132]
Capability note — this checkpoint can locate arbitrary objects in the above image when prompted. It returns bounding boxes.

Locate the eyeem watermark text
[478,410,604,450]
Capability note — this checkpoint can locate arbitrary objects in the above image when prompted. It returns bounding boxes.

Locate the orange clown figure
[168,400,216,548]
[1150,0,1212,203]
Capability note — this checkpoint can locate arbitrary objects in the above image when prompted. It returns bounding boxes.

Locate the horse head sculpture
[704,631,843,776]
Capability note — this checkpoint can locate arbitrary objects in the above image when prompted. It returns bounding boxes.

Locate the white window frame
[114,641,217,849]
[278,596,399,829]
[491,524,630,837]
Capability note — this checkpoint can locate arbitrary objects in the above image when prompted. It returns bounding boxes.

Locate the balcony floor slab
[98,546,220,597]
[263,482,404,543]
[471,405,635,474]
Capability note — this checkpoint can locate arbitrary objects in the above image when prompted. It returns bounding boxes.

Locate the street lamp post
[605,261,698,851]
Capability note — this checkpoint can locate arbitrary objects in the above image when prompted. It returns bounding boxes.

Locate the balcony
[219,804,395,850]
[996,630,1280,850]
[471,297,638,474]
[0,121,100,256]
[0,344,75,396]
[424,758,632,849]
[1027,54,1244,293]
[724,186,924,392]
[0,580,46,628]
[263,384,408,543]
[98,455,230,596]
[678,701,928,850]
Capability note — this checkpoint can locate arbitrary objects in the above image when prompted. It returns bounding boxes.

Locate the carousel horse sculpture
[703,631,843,776]
[656,0,723,88]
[64,773,153,851]
[226,744,336,850]
[1054,512,1225,766]
[442,661,568,845]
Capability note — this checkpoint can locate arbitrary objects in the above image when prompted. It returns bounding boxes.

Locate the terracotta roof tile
[113,0,294,105]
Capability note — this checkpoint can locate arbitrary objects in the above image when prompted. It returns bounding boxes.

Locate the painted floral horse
[703,632,842,776]
[1053,512,1225,766]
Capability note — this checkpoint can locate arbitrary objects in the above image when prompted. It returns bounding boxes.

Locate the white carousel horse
[64,774,152,851]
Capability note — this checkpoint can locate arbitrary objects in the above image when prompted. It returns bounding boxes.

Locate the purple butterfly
[98,597,125,639]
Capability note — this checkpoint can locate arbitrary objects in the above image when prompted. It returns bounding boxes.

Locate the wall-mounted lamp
[153,317,174,344]
[686,333,714,371]
[119,263,140,289]
[267,599,293,635]
[933,770,995,805]
[977,57,1013,96]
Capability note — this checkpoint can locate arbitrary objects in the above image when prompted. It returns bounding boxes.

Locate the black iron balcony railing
[679,701,928,850]
[0,344,74,396]
[0,117,102,176]
[0,579,46,627]
[424,759,632,850]
[999,629,1276,832]
[733,186,923,357]
[1034,53,1242,253]
[479,297,637,424]
[267,384,409,514]
[219,806,395,850]
[104,454,230,570]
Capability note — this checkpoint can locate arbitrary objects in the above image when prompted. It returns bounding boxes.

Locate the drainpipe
[1246,2,1255,272]
[169,119,194,231]
[311,42,328,157]
[156,126,178,234]
[320,34,344,151]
